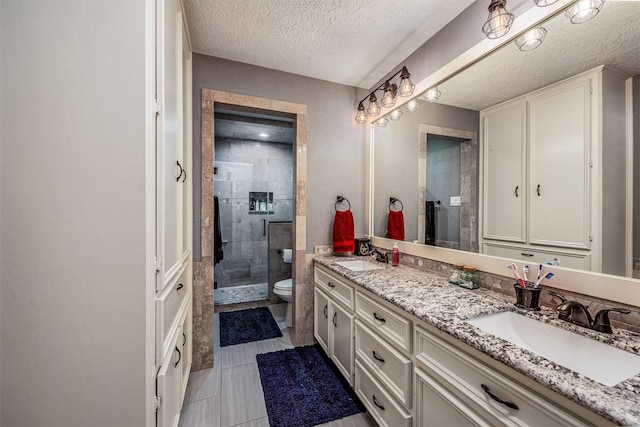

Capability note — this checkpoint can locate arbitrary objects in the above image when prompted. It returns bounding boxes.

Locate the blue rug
[257,344,364,427]
[219,307,282,347]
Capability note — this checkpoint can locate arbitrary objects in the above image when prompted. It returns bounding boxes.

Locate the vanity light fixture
[423,87,441,103]
[405,99,421,112]
[565,0,605,24]
[482,0,515,39]
[353,66,414,125]
[533,0,559,6]
[375,116,389,127]
[366,93,381,117]
[515,26,547,51]
[389,109,403,121]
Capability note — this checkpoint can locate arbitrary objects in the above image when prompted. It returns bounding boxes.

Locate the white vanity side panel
[0,1,151,426]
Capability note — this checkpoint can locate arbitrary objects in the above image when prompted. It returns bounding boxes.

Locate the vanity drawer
[157,267,189,356]
[355,320,412,408]
[355,359,411,427]
[483,242,590,271]
[414,324,591,427]
[314,266,354,310]
[356,292,412,353]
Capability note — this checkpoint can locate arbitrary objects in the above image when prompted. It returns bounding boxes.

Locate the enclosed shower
[213,107,294,305]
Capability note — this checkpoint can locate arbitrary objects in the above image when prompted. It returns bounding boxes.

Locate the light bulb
[482,0,515,39]
[423,87,441,103]
[355,102,368,125]
[389,109,403,121]
[565,0,605,24]
[405,99,420,112]
[366,93,381,117]
[515,26,547,51]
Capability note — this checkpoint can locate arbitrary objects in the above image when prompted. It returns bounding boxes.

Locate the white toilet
[273,249,293,327]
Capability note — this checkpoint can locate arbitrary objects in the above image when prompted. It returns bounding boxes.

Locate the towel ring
[335,196,351,211]
[389,197,403,212]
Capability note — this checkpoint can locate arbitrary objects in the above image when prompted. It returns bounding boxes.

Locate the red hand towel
[333,210,355,254]
[386,210,405,241]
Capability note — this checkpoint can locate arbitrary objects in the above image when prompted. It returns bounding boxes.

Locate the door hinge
[589,85,593,95]
[589,160,593,168]
[154,395,161,412]
[589,235,593,242]
[155,258,162,273]
[154,100,161,116]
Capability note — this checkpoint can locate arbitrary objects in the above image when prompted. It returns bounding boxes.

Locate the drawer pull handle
[537,184,541,197]
[373,312,386,323]
[514,185,518,197]
[174,346,182,368]
[520,252,534,257]
[176,283,184,291]
[323,304,328,319]
[333,312,337,327]
[481,384,519,410]
[183,332,186,346]
[327,282,335,288]
[372,395,385,411]
[372,351,385,363]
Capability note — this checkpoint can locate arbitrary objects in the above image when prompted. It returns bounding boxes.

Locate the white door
[529,78,591,249]
[482,102,527,243]
[314,288,330,354]
[330,302,355,385]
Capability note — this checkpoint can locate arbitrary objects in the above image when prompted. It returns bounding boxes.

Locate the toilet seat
[274,278,292,290]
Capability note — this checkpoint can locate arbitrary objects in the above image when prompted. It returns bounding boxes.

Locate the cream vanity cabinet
[414,323,608,427]
[481,66,628,275]
[354,292,413,427]
[155,0,193,425]
[314,266,356,384]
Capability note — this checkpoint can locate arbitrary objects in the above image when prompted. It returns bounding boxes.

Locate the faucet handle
[546,291,567,303]
[593,308,631,334]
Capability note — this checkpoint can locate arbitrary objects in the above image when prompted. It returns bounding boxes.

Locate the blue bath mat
[257,344,364,427]
[219,307,282,347]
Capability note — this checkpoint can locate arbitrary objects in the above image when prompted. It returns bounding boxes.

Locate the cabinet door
[529,78,590,249]
[482,102,527,243]
[314,288,330,354]
[415,367,493,427]
[157,328,183,427]
[330,301,355,385]
[156,0,184,290]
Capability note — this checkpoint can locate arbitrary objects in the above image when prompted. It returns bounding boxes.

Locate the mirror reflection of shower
[213,106,294,305]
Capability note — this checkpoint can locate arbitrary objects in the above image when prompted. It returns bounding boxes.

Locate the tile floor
[179,304,376,427]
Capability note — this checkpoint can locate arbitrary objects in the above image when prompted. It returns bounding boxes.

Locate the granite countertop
[314,255,640,426]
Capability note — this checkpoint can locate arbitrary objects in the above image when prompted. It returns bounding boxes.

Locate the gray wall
[193,55,367,259]
[373,103,479,240]
[214,138,293,287]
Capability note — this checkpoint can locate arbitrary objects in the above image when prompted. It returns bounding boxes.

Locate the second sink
[335,260,385,272]
[466,311,640,386]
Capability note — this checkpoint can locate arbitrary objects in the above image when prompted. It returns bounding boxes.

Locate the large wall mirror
[371,0,639,286]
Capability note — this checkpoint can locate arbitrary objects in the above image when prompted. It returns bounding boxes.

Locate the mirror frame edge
[364,0,640,307]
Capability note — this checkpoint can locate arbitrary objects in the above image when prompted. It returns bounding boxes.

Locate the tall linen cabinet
[481,66,629,276]
[0,1,192,426]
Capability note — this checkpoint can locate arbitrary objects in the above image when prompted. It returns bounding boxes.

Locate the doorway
[418,124,479,253]
[213,106,295,305]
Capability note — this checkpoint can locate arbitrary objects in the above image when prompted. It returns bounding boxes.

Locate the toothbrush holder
[513,283,541,311]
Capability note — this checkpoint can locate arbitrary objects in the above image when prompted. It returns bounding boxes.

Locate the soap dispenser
[391,242,400,267]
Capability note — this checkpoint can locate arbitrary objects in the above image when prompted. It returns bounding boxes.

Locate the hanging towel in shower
[386,210,405,241]
[332,210,355,254]
[214,196,224,264]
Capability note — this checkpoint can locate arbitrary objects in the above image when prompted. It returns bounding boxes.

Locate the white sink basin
[466,311,640,386]
[335,260,385,272]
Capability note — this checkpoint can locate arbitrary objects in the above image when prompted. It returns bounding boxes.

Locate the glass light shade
[375,116,389,127]
[398,67,415,97]
[381,83,397,108]
[355,102,368,125]
[565,0,605,24]
[533,0,559,6]
[515,26,547,51]
[405,99,421,112]
[389,109,403,121]
[366,93,381,117]
[423,87,441,103]
[482,0,515,39]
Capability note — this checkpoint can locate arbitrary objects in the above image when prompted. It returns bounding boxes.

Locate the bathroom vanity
[313,256,640,426]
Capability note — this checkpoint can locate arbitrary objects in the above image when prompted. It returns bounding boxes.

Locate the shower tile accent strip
[314,254,640,426]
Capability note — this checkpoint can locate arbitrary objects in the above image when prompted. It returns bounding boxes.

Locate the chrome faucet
[369,249,389,263]
[547,291,630,334]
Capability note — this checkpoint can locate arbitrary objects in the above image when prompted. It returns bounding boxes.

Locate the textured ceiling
[435,1,640,111]
[182,0,474,89]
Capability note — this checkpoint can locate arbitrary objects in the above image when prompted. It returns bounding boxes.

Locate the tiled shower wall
[213,138,293,288]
